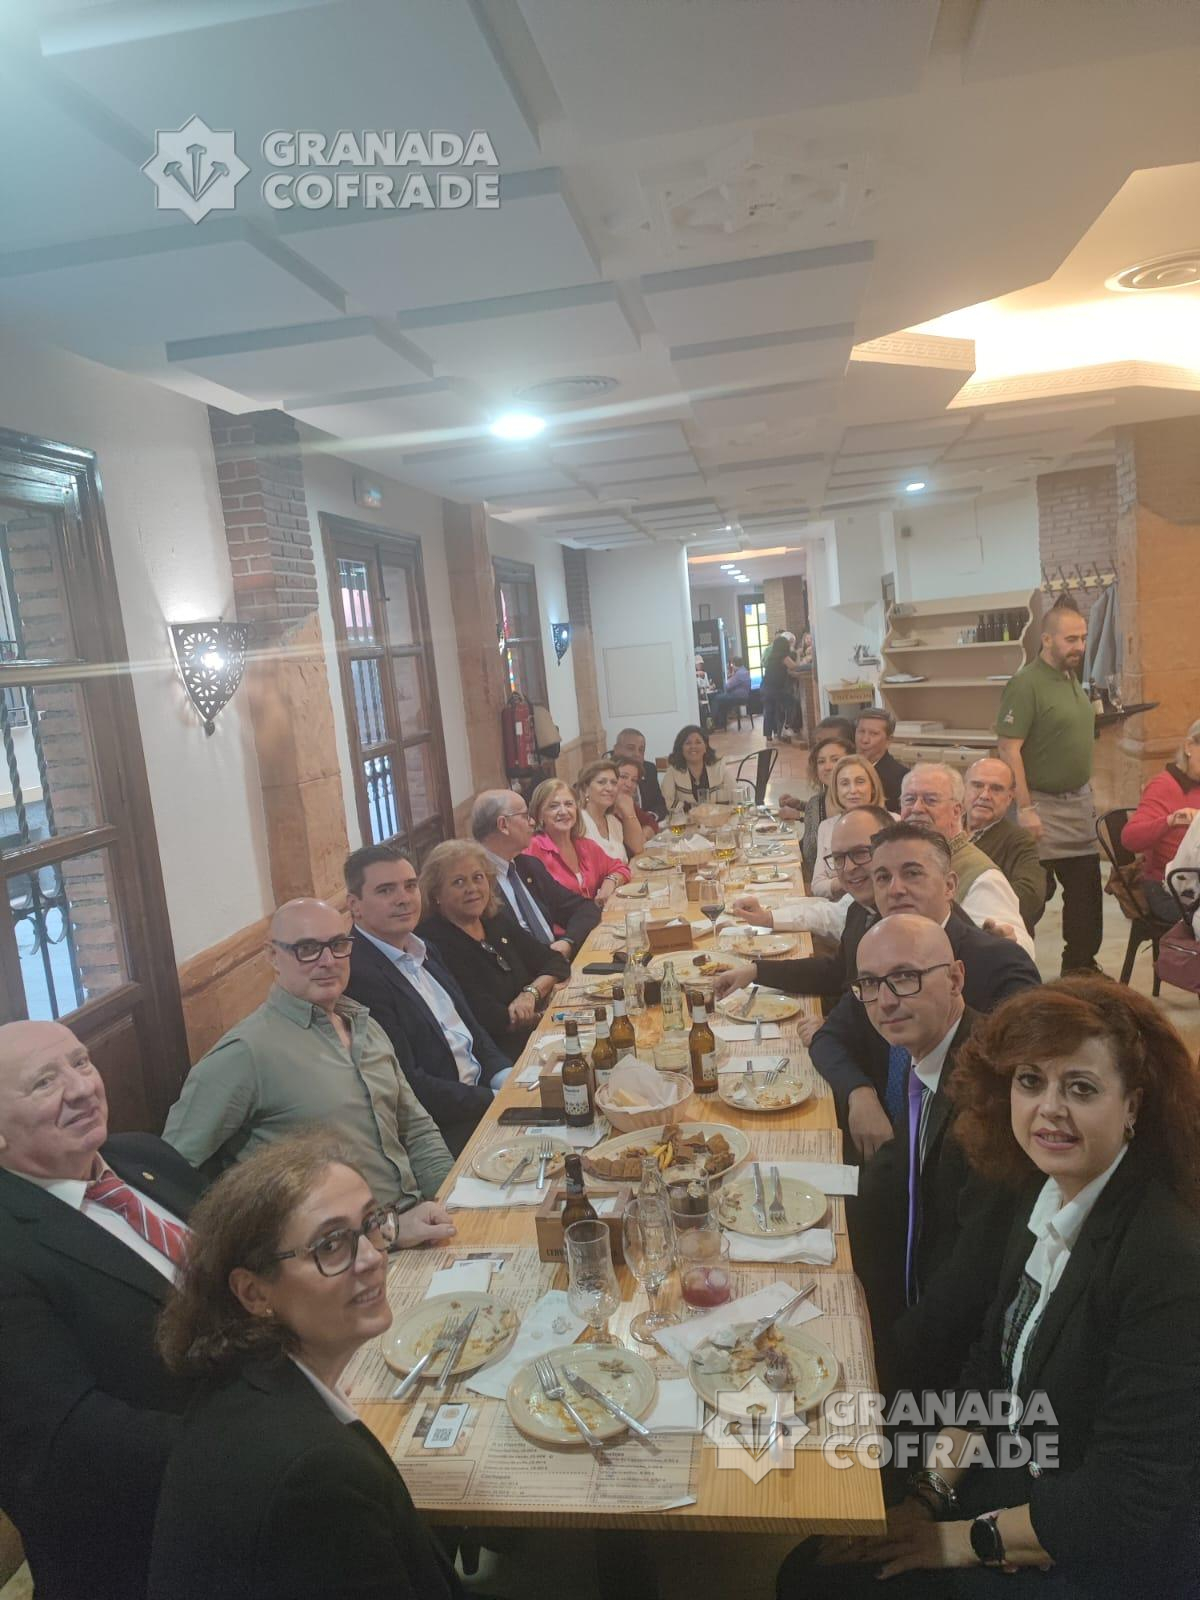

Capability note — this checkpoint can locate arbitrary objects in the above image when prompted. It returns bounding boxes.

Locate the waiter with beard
[996,597,1102,974]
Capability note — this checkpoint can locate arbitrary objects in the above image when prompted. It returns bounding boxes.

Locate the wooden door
[0,431,188,1132]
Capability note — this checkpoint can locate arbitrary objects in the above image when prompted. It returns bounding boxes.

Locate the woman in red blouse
[525,778,632,905]
[1121,717,1200,921]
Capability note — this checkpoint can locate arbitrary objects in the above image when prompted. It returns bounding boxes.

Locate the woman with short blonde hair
[525,778,630,904]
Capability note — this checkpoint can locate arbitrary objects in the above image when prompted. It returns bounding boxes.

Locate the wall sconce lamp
[169,620,251,736]
[552,622,572,665]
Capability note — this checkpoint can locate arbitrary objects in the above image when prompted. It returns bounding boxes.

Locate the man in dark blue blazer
[344,844,511,1156]
[811,822,1040,1159]
[0,1019,204,1600]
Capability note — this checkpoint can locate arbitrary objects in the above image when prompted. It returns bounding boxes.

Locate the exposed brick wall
[209,408,318,637]
[763,575,808,641]
[562,547,605,759]
[1036,466,1117,612]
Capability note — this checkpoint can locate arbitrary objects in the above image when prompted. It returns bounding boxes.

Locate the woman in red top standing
[1121,717,1200,921]
[525,778,631,907]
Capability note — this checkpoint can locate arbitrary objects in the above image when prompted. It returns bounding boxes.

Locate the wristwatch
[970,1511,1009,1569]
[908,1467,960,1521]
[520,984,542,1001]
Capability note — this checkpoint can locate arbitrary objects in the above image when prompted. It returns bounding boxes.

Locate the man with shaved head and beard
[0,1020,204,1599]
[164,897,454,1231]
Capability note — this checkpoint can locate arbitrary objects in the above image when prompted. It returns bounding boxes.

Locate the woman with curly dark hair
[659,724,734,810]
[779,976,1200,1598]
[149,1134,462,1600]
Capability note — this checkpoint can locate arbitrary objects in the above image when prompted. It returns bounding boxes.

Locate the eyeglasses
[850,962,953,1003]
[272,1204,401,1277]
[273,935,355,964]
[902,794,954,811]
[480,939,512,974]
[822,844,874,871]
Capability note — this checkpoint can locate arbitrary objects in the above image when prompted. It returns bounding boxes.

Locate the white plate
[472,1134,573,1185]
[718,1066,814,1113]
[715,1170,827,1237]
[384,1292,519,1379]
[719,933,797,959]
[582,1121,749,1184]
[689,1322,839,1416]
[615,881,653,898]
[716,989,804,1023]
[507,1343,657,1446]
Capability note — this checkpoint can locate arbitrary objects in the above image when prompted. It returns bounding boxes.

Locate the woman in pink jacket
[1121,717,1200,920]
[525,778,631,907]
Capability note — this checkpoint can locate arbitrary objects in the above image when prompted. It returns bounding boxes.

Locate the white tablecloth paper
[717,1054,792,1075]
[465,1290,586,1400]
[643,1377,706,1434]
[725,1227,836,1266]
[653,1280,822,1367]
[446,1175,621,1211]
[424,1260,494,1298]
[712,1022,782,1042]
[746,1160,860,1197]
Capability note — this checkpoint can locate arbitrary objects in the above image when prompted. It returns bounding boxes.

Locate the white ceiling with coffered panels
[4,0,1200,553]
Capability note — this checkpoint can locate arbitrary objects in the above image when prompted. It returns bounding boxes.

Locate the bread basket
[595,1069,693,1132]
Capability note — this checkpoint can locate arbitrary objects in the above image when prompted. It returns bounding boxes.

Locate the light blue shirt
[484,847,555,941]
[356,926,482,1087]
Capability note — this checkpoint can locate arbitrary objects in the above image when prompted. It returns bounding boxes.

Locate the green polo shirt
[163,984,454,1207]
[996,656,1094,794]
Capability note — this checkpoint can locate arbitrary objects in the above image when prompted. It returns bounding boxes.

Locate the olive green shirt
[162,985,453,1207]
[996,656,1094,794]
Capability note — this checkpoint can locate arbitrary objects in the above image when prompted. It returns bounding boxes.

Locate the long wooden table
[360,849,885,1537]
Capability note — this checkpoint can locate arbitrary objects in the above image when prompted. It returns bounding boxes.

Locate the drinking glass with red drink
[677,1228,732,1311]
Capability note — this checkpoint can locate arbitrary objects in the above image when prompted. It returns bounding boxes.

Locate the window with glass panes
[494,558,548,706]
[321,518,453,856]
[742,598,770,686]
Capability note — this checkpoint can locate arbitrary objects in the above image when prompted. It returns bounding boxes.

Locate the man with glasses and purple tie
[164,896,457,1220]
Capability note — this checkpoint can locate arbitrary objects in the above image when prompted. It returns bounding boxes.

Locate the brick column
[763,575,808,640]
[1036,466,1118,615]
[562,547,606,761]
[1111,417,1200,795]
[208,408,348,903]
[443,502,507,803]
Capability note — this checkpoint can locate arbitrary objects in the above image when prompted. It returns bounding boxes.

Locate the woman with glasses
[780,976,1200,1599]
[415,841,570,1063]
[525,778,632,905]
[150,1133,464,1600]
[810,755,893,899]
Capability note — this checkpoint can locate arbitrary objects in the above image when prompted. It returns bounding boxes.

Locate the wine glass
[714,827,737,864]
[565,1219,621,1344]
[622,1196,680,1343]
[1106,673,1125,713]
[697,869,725,939]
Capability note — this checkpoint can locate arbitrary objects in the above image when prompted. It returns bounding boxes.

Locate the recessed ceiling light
[720,563,736,570]
[905,481,927,493]
[723,524,733,531]
[736,575,749,582]
[489,411,546,442]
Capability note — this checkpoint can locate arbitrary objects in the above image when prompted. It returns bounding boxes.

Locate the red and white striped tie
[84,1169,188,1268]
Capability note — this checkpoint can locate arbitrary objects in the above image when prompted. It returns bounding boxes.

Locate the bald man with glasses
[163,898,454,1233]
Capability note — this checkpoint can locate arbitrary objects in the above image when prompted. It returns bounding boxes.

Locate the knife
[500,1153,534,1192]
[436,1306,481,1390]
[749,1282,817,1343]
[737,982,759,1019]
[564,1369,658,1448]
[751,1162,769,1231]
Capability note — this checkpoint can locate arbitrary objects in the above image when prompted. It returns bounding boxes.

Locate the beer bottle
[561,1153,598,1231]
[661,960,685,1033]
[609,984,637,1059]
[689,988,718,1095]
[561,1020,594,1129]
[591,1006,617,1093]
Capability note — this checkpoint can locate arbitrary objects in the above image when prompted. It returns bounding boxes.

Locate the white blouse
[580,808,627,862]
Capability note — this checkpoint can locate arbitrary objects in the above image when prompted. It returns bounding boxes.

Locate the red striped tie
[84,1169,188,1268]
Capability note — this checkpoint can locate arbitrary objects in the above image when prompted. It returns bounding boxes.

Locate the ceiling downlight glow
[489,411,547,442]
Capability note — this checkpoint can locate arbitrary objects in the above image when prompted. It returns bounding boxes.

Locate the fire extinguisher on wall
[501,692,537,775]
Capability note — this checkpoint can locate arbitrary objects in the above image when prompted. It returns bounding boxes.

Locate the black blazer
[850,1008,1015,1396]
[148,1356,463,1600]
[872,749,910,813]
[346,927,510,1157]
[416,908,570,1063]
[756,899,878,1001]
[0,1135,204,1600]
[809,905,1040,1115]
[512,851,601,950]
[953,1146,1200,1595]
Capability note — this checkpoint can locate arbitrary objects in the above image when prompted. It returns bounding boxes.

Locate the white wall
[807,529,886,714]
[587,542,698,759]
[485,519,580,748]
[892,488,1041,603]
[0,326,271,963]
[300,443,474,846]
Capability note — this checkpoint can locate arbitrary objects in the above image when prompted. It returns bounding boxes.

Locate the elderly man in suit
[0,1020,203,1600]
[343,846,512,1156]
[470,788,601,957]
[810,823,1041,1159]
[165,897,458,1206]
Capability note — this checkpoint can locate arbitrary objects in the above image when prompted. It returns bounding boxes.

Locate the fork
[767,1166,788,1228]
[763,1057,788,1086]
[536,1137,554,1191]
[534,1356,607,1462]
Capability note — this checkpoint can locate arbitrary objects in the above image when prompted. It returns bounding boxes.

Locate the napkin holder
[536,1056,564,1109]
[535,1182,630,1265]
[646,917,694,953]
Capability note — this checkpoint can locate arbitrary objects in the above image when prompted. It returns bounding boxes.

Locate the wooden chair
[1095,808,1175,995]
[734,747,779,806]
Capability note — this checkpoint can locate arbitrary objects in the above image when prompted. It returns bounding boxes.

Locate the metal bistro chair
[1095,808,1176,995]
[735,747,779,807]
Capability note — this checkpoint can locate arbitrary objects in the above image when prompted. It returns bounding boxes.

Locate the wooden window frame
[493,556,549,708]
[321,514,454,858]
